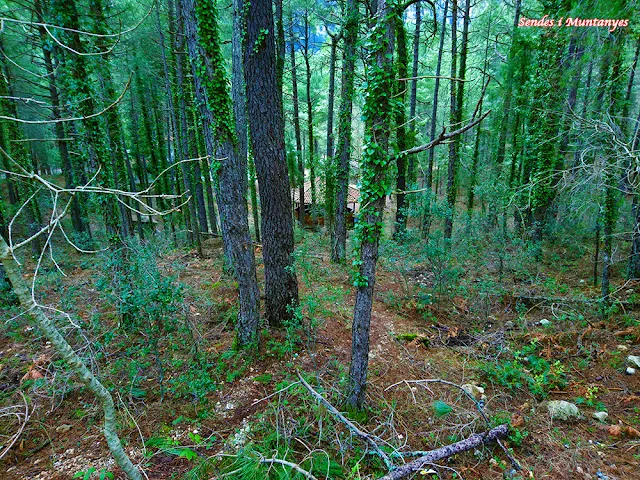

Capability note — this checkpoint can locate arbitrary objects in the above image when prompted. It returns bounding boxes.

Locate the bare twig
[296,371,393,470]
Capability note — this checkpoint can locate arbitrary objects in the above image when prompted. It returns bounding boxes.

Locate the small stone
[617,345,628,351]
[461,384,485,399]
[540,319,551,326]
[548,400,581,420]
[627,355,640,368]
[593,411,608,422]
[626,367,637,375]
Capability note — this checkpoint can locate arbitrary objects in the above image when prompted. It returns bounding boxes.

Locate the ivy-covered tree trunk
[347,0,394,410]
[244,0,299,325]
[34,0,87,236]
[90,0,135,239]
[332,0,358,262]
[172,0,203,256]
[521,4,564,246]
[50,0,119,240]
[182,0,261,346]
[601,30,626,307]
[422,0,448,237]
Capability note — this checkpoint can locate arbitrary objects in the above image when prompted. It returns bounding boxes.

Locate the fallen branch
[259,456,319,480]
[0,236,142,480]
[296,371,393,469]
[377,424,508,480]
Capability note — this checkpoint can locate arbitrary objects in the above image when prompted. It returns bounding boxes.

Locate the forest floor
[1,226,640,479]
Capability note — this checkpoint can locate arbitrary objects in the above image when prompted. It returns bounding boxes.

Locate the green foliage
[145,436,200,461]
[432,400,454,417]
[193,0,237,147]
[480,340,567,398]
[73,467,114,480]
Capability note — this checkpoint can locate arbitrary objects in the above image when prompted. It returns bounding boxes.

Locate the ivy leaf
[432,400,454,417]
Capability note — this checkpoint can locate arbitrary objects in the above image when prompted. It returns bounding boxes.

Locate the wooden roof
[292,181,360,204]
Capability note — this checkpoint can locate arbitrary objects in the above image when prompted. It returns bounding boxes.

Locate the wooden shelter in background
[292,181,360,228]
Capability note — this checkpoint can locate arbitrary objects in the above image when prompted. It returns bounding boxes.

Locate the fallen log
[377,424,509,480]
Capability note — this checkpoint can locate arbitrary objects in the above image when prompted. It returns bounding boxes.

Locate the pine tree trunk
[422,0,449,237]
[332,0,358,263]
[303,11,317,225]
[495,0,522,169]
[290,21,305,224]
[347,0,394,410]
[325,34,338,238]
[407,1,421,186]
[393,14,409,239]
[244,0,299,325]
[443,0,458,240]
[182,0,261,345]
[35,0,86,235]
[171,0,203,255]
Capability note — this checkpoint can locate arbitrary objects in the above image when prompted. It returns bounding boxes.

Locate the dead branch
[259,456,319,480]
[0,391,30,459]
[296,371,393,470]
[376,424,508,480]
[0,74,131,124]
[398,110,491,157]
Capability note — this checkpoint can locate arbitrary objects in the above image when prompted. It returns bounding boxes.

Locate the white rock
[626,367,637,375]
[592,411,608,422]
[540,319,551,326]
[617,345,629,352]
[548,400,580,420]
[461,384,485,399]
[627,355,640,368]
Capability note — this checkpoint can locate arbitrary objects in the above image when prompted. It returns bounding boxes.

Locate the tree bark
[289,20,305,224]
[347,0,394,409]
[325,34,338,238]
[407,1,421,186]
[303,11,317,224]
[393,13,409,239]
[332,0,358,262]
[182,0,261,345]
[422,0,449,237]
[443,0,458,240]
[377,425,508,480]
[495,0,522,170]
[244,0,299,325]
